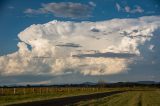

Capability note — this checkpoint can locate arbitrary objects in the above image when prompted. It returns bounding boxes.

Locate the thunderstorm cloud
[0,16,160,78]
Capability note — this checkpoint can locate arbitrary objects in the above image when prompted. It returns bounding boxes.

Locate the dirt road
[8,91,124,106]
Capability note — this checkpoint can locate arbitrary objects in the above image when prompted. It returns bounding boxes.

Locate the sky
[0,0,160,85]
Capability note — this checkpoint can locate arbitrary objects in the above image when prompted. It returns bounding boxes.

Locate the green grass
[1,87,160,106]
[0,87,114,106]
[74,89,160,106]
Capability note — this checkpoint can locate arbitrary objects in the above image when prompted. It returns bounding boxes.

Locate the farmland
[74,90,160,106]
[0,87,114,105]
[0,86,160,106]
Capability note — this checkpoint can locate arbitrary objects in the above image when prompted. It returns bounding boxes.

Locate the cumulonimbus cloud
[0,16,160,76]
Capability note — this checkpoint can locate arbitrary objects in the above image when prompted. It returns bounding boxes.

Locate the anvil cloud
[0,16,160,77]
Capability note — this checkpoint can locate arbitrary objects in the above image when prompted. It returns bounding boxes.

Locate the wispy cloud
[115,3,121,11]
[8,6,15,9]
[124,5,144,13]
[89,1,96,7]
[115,3,144,14]
[73,52,137,58]
[24,2,94,19]
[56,43,82,48]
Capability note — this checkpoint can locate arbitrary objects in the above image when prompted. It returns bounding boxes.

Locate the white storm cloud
[0,16,160,76]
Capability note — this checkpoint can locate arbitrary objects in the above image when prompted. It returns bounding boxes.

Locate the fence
[0,87,106,96]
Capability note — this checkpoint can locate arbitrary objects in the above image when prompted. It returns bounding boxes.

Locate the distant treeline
[0,82,160,88]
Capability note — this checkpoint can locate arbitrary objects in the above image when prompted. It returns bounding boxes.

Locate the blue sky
[0,0,160,84]
[0,0,159,55]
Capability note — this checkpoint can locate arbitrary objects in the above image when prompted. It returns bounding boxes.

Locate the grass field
[0,87,160,106]
[0,87,113,105]
[74,89,160,106]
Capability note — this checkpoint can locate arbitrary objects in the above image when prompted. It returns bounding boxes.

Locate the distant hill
[1,81,160,88]
[137,81,157,84]
[82,82,96,85]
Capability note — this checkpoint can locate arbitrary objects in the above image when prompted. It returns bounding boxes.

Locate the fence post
[13,88,16,95]
[23,88,26,95]
[32,88,35,94]
[1,88,4,95]
[40,88,42,94]
[46,87,48,93]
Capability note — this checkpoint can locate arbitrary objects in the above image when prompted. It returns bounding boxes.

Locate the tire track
[8,91,125,106]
